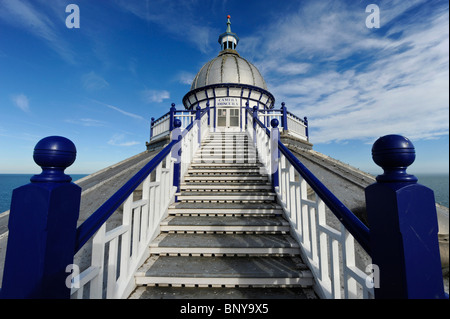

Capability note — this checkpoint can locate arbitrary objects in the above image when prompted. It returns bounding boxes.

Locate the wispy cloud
[244,0,449,144]
[0,0,76,63]
[92,99,148,123]
[113,0,217,53]
[107,133,140,147]
[82,72,109,91]
[11,93,30,113]
[176,71,195,85]
[65,118,107,127]
[141,89,170,103]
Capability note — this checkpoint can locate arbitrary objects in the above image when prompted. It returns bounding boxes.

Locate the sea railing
[151,102,309,143]
[246,106,373,298]
[253,103,308,141]
[1,102,446,299]
[69,107,209,298]
[150,104,196,141]
[246,105,446,299]
[0,106,210,299]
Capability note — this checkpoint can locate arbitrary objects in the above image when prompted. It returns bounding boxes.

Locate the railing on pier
[0,103,446,299]
[247,107,373,298]
[68,106,209,298]
[150,102,309,143]
[150,104,197,141]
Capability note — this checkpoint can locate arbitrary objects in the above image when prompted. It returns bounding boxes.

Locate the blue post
[171,119,182,201]
[365,135,445,299]
[206,102,210,127]
[1,136,81,299]
[304,117,309,140]
[169,103,176,132]
[270,119,280,190]
[252,105,258,146]
[281,102,288,130]
[245,102,249,130]
[150,117,155,140]
[196,105,201,146]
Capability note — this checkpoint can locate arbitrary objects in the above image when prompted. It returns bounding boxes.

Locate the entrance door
[217,108,240,129]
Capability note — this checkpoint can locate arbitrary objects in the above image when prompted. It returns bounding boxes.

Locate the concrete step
[135,255,313,287]
[176,193,276,202]
[191,162,263,169]
[187,168,263,174]
[160,216,290,233]
[183,175,269,182]
[149,233,300,256]
[168,202,284,216]
[129,286,317,299]
[180,184,272,191]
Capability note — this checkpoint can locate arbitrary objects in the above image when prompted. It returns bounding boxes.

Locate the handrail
[75,107,209,253]
[252,114,371,254]
[74,139,177,253]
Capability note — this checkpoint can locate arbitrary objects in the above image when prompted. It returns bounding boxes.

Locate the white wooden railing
[70,110,209,299]
[247,112,374,299]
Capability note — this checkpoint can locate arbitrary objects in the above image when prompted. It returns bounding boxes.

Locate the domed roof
[190,50,268,91]
[190,16,267,91]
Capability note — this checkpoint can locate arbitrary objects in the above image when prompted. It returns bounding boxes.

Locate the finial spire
[218,14,239,52]
[226,15,232,33]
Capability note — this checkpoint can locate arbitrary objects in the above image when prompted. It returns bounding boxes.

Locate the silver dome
[190,50,268,91]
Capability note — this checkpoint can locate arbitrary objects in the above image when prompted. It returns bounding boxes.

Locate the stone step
[129,286,317,299]
[149,233,300,256]
[135,256,313,287]
[191,162,263,169]
[160,216,290,233]
[183,175,269,182]
[168,202,283,216]
[180,184,272,191]
[188,168,263,174]
[176,192,276,202]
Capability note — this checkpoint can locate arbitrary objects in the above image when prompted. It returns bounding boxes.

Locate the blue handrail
[75,108,209,253]
[252,114,371,254]
[74,139,177,253]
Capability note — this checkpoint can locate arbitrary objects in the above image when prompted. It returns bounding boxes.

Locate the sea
[0,174,88,214]
[0,173,448,214]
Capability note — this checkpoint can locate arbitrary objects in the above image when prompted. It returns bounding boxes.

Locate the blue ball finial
[271,118,279,128]
[372,134,418,183]
[31,136,77,183]
[173,119,182,128]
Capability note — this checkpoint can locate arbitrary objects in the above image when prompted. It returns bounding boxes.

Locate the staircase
[132,131,316,298]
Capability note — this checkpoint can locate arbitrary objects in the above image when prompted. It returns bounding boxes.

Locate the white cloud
[246,1,449,144]
[82,72,109,91]
[11,94,30,113]
[108,134,140,147]
[114,0,217,53]
[141,89,170,103]
[66,118,107,127]
[0,0,75,63]
[176,71,195,85]
[92,99,148,123]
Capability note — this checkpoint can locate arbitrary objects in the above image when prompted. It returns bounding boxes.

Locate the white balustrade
[71,111,210,299]
[151,114,171,139]
[286,113,307,140]
[248,111,374,299]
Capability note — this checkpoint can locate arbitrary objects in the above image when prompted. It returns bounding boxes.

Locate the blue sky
[0,0,448,175]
